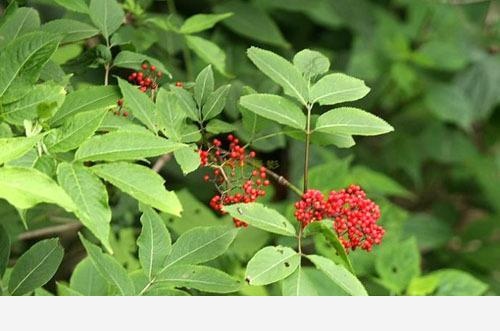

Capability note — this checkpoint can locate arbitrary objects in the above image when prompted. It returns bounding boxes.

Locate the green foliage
[0,0,496,297]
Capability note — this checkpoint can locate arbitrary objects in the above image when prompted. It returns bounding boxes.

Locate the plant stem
[298,103,313,256]
[246,159,302,196]
[104,63,110,86]
[303,103,313,191]
[166,0,194,80]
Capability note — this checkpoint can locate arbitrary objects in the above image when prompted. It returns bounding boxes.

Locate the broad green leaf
[171,86,198,121]
[137,205,172,280]
[173,145,200,175]
[375,237,420,294]
[8,238,64,296]
[413,40,468,72]
[46,109,107,153]
[202,84,231,121]
[0,225,10,278]
[1,82,66,125]
[74,130,185,162]
[57,163,112,253]
[70,258,109,296]
[143,286,190,296]
[0,167,76,212]
[156,89,186,140]
[185,35,229,76]
[247,47,308,105]
[0,135,41,165]
[180,13,233,34]
[223,203,296,237]
[310,73,370,105]
[91,162,182,216]
[428,269,488,296]
[424,83,474,131]
[52,85,120,125]
[89,0,124,40]
[402,214,452,251]
[52,0,89,13]
[0,7,40,49]
[117,77,157,132]
[282,267,318,296]
[0,32,60,99]
[245,246,300,285]
[157,264,241,294]
[205,119,236,134]
[42,19,99,43]
[194,65,214,107]
[162,226,238,270]
[240,94,306,130]
[315,107,394,136]
[113,51,170,76]
[293,49,330,80]
[214,1,289,48]
[407,274,440,296]
[79,235,135,296]
[306,255,367,296]
[304,220,354,273]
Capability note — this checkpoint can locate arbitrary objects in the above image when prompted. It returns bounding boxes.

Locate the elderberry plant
[0,0,495,297]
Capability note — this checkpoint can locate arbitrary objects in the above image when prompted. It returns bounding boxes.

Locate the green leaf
[185,35,229,76]
[293,49,330,81]
[310,73,370,105]
[52,0,89,14]
[46,109,107,153]
[303,220,354,274]
[52,85,120,125]
[205,119,236,134]
[0,7,40,49]
[8,238,64,296]
[247,47,308,105]
[0,225,10,278]
[117,77,157,132]
[113,51,170,77]
[69,258,108,296]
[91,162,182,216]
[202,84,230,121]
[1,81,66,125]
[427,269,488,296]
[57,163,112,253]
[156,89,186,140]
[137,205,172,280]
[245,246,300,285]
[214,1,289,48]
[282,267,318,296]
[0,135,41,165]
[0,32,60,99]
[424,83,474,131]
[180,13,233,34]
[375,237,420,294]
[171,86,198,121]
[162,226,238,270]
[306,255,367,296]
[156,264,241,294]
[74,130,185,162]
[194,65,214,107]
[240,94,306,130]
[42,19,99,43]
[173,145,200,175]
[89,0,124,40]
[0,167,76,212]
[315,107,394,136]
[223,203,296,237]
[79,234,135,296]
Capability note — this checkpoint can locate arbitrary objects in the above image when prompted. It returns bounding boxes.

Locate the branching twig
[18,222,82,241]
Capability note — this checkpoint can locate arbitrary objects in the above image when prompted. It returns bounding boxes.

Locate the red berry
[117,99,124,106]
[150,65,157,71]
[141,63,148,70]
[175,81,184,87]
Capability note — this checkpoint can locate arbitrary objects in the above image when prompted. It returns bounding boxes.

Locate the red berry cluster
[200,134,270,227]
[294,185,384,252]
[127,62,162,93]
